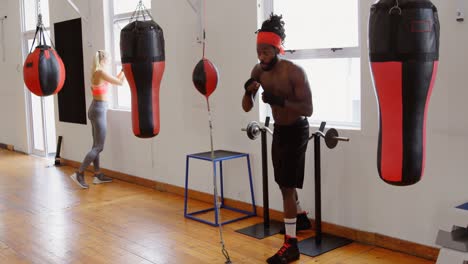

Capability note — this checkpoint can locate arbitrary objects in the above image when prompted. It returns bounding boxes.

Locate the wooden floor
[0,149,435,264]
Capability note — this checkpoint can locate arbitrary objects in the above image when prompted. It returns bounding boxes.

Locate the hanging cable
[201,0,232,262]
[202,0,206,58]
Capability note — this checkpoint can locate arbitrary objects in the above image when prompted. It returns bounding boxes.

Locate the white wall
[48,0,107,164]
[0,0,29,152]
[1,0,466,249]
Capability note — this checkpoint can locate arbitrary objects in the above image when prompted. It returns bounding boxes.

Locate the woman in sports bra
[71,50,126,189]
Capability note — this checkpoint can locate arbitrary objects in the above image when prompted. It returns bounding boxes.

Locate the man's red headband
[257,31,285,55]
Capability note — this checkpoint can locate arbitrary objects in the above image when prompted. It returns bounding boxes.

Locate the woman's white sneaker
[93,173,113,184]
[70,172,89,189]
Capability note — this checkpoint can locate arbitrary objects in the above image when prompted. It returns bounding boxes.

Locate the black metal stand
[54,136,63,166]
[298,122,352,256]
[236,117,282,239]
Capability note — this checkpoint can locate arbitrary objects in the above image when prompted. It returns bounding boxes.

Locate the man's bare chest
[259,73,293,97]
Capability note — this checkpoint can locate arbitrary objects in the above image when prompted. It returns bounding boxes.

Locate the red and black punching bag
[23,26,65,97]
[192,58,219,98]
[369,0,439,186]
[121,20,165,138]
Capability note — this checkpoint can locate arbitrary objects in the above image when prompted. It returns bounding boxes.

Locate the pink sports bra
[91,82,109,96]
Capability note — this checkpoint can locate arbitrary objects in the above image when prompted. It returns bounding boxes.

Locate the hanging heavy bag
[23,18,65,97]
[369,0,439,186]
[120,3,165,138]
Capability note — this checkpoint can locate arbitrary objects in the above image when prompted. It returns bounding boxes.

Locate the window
[261,0,361,128]
[109,0,151,110]
[21,0,57,156]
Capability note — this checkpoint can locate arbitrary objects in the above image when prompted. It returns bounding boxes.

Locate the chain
[36,0,43,27]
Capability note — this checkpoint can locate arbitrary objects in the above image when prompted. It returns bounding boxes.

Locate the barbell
[324,128,349,149]
[241,121,272,140]
[243,121,261,140]
[242,121,349,149]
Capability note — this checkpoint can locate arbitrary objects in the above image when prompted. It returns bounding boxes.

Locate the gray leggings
[79,100,108,173]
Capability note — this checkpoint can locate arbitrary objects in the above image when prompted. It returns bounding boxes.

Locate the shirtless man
[242,14,313,264]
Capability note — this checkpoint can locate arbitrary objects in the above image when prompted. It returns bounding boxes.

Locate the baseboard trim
[0,143,15,151]
[62,158,439,261]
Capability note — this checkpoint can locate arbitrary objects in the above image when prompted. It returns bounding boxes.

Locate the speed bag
[369,0,439,186]
[120,20,165,138]
[192,58,219,98]
[23,45,66,96]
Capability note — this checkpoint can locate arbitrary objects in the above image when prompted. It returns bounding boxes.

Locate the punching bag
[369,0,439,186]
[23,26,65,97]
[120,20,165,138]
[192,58,219,98]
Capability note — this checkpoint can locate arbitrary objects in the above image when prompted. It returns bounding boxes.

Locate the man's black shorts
[272,117,309,188]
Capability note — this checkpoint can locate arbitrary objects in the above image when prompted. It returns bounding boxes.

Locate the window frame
[261,0,362,129]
